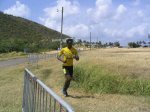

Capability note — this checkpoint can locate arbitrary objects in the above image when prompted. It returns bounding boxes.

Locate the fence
[22,68,74,112]
[27,53,57,68]
[27,49,86,66]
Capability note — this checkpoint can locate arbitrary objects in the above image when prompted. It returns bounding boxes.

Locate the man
[57,39,79,97]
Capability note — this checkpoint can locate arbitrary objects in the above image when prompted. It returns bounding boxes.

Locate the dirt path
[0,57,27,68]
[49,74,150,112]
[0,51,58,68]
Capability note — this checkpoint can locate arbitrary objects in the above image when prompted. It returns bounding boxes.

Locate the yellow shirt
[58,47,78,66]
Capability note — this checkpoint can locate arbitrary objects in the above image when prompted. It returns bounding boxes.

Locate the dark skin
[57,43,79,81]
[57,43,79,62]
[65,43,79,81]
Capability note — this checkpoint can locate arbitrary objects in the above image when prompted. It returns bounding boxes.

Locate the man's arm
[57,49,66,63]
[74,55,79,61]
[73,49,79,61]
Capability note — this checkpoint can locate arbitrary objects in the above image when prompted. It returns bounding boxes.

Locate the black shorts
[62,66,73,77]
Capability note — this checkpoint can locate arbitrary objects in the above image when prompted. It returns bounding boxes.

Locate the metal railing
[27,53,57,68]
[22,68,74,112]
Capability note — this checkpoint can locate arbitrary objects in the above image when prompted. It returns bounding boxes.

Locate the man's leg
[62,66,73,96]
[63,75,72,94]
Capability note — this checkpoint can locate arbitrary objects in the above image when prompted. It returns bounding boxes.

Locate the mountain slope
[0,12,70,52]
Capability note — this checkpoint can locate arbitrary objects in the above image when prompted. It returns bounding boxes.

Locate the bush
[128,42,141,48]
[73,65,150,96]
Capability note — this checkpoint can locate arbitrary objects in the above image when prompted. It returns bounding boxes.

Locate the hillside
[0,12,70,52]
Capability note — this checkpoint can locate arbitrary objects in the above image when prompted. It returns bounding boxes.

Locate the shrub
[73,65,150,96]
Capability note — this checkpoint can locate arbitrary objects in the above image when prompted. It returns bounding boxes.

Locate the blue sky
[0,0,150,45]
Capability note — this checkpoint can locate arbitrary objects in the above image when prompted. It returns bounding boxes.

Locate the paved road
[0,53,57,68]
[0,50,84,68]
[0,58,27,68]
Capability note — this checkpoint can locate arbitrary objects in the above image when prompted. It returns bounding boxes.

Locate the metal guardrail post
[22,68,74,112]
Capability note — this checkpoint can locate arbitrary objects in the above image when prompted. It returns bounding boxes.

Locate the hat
[66,39,73,44]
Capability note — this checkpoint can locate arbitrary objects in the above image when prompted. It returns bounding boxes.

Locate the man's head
[66,39,73,48]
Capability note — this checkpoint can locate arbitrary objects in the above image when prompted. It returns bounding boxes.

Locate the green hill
[0,11,70,53]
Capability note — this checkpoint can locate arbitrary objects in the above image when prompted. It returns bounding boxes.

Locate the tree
[128,42,140,48]
[114,41,120,47]
[109,42,113,47]
[76,39,82,46]
[142,41,146,44]
[97,41,102,47]
[48,41,60,50]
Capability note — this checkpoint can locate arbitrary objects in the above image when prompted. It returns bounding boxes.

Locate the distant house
[52,38,70,42]
[140,43,150,47]
[120,46,128,48]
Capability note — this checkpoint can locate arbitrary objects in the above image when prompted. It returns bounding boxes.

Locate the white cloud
[39,17,59,30]
[87,0,112,23]
[64,24,89,38]
[103,24,148,39]
[104,28,124,37]
[40,0,80,36]
[113,4,127,20]
[43,1,79,20]
[43,7,60,20]
[86,0,149,43]
[103,24,148,40]
[56,0,79,16]
[4,1,30,17]
[137,10,144,17]
[126,25,147,38]
[41,0,79,20]
[133,0,140,6]
[96,0,112,6]
[39,0,149,44]
[117,4,127,14]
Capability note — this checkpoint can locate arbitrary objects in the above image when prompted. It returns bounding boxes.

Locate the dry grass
[0,65,24,112]
[29,48,150,112]
[80,48,150,80]
[0,48,150,112]
[0,51,26,61]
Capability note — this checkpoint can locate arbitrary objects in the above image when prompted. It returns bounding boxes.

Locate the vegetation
[128,42,141,48]
[74,65,150,96]
[0,12,70,53]
[0,48,150,112]
[73,48,150,96]
[0,65,23,112]
[128,41,150,48]
[0,51,26,61]
[75,39,150,48]
[75,39,121,48]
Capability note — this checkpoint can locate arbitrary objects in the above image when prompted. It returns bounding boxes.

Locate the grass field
[0,51,26,61]
[73,48,150,95]
[0,65,24,112]
[0,48,150,112]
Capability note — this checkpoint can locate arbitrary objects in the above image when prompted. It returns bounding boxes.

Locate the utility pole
[90,32,91,50]
[148,34,150,47]
[97,36,98,48]
[60,7,63,49]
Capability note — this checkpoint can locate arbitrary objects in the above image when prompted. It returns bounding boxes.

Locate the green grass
[0,49,150,112]
[0,65,24,112]
[0,51,26,61]
[73,65,150,96]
